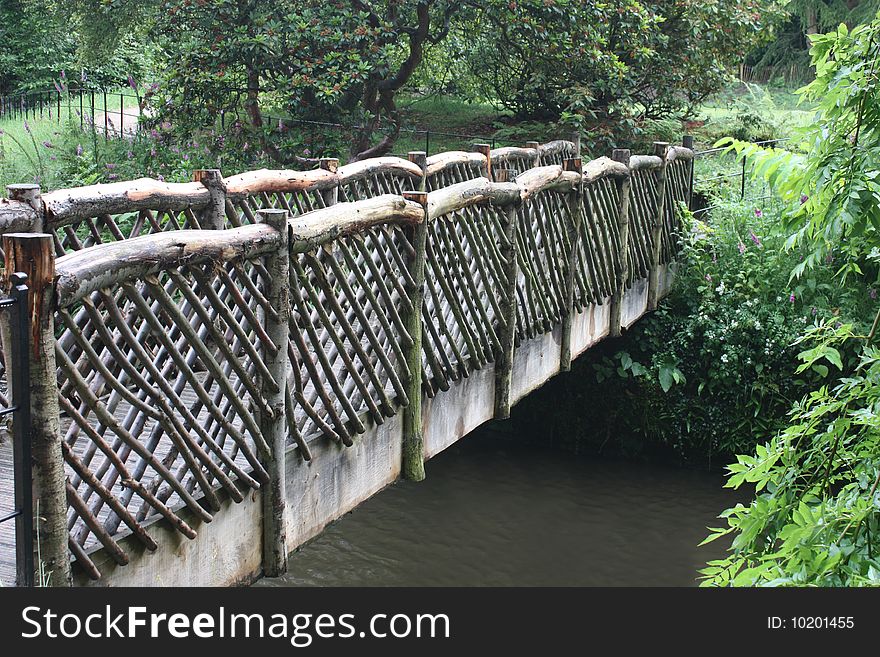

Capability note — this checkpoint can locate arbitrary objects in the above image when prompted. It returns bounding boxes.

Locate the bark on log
[490,146,537,163]
[0,198,39,234]
[426,178,520,221]
[337,157,422,184]
[537,140,576,157]
[224,167,337,198]
[516,166,580,201]
[582,157,630,184]
[42,179,210,227]
[288,195,424,252]
[425,151,484,177]
[54,224,280,307]
[629,155,663,171]
[666,145,695,162]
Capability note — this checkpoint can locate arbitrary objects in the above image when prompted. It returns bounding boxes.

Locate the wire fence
[691,137,790,217]
[0,88,143,139]
[0,87,500,161]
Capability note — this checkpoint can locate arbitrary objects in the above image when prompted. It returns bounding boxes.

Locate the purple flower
[150,148,157,157]
[871,289,878,300]
[76,144,83,156]
[737,241,746,255]
[60,70,66,79]
[754,208,763,218]
[105,162,116,170]
[749,231,762,247]
[789,293,795,303]
[127,74,137,91]
[108,174,118,180]
[800,194,809,205]
[157,174,165,182]
[705,274,712,282]
[126,150,134,159]
[811,306,817,315]
[42,140,53,149]
[0,128,5,136]
[23,120,31,134]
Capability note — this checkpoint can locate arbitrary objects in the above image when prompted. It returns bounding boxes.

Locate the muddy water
[255,429,743,587]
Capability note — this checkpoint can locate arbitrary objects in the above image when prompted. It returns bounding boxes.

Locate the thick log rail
[0,138,693,585]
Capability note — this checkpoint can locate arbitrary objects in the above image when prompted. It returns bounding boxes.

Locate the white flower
[721,354,729,363]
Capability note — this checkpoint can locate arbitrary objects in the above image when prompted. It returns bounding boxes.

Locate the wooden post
[255,209,291,577]
[493,168,519,419]
[560,158,583,371]
[525,141,540,168]
[609,148,632,337]
[682,135,695,211]
[192,169,226,230]
[647,142,670,311]
[6,184,43,232]
[1,233,69,586]
[401,151,428,481]
[319,158,339,207]
[473,143,492,181]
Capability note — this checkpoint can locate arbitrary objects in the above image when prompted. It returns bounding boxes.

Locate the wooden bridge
[0,137,694,586]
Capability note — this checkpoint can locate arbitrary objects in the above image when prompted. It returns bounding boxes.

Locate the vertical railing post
[8,272,33,586]
[255,208,291,577]
[192,169,226,230]
[473,143,492,181]
[401,150,428,481]
[560,157,583,371]
[6,184,43,232]
[1,233,69,586]
[525,141,540,168]
[647,142,670,311]
[682,135,695,211]
[609,148,632,338]
[493,168,520,419]
[319,158,339,207]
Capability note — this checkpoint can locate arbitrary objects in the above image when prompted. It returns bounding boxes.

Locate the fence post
[525,141,540,168]
[1,233,69,586]
[682,135,695,211]
[473,143,492,181]
[192,169,226,230]
[560,158,583,371]
[255,208,291,577]
[6,184,44,232]
[647,142,670,311]
[401,150,428,481]
[609,148,632,338]
[319,158,339,207]
[7,272,33,586]
[493,168,520,419]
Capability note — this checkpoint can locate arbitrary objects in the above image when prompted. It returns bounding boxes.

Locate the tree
[463,0,784,147]
[153,0,464,162]
[703,15,880,587]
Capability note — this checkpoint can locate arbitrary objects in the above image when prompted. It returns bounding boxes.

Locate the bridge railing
[0,138,693,584]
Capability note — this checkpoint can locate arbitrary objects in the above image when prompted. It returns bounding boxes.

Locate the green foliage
[703,15,880,587]
[464,0,785,150]
[718,18,880,281]
[592,199,859,459]
[701,326,880,586]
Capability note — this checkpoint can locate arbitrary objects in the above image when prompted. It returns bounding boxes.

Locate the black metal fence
[691,138,789,216]
[0,88,142,138]
[0,272,33,587]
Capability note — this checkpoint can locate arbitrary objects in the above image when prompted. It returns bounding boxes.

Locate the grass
[0,89,141,189]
